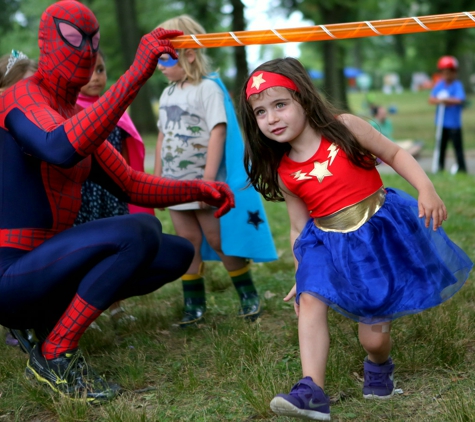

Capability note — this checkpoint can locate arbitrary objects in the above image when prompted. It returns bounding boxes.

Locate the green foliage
[0,0,50,59]
[0,0,21,35]
[278,0,475,91]
[3,0,475,106]
[0,0,234,101]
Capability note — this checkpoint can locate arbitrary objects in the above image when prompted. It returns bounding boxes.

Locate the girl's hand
[283,284,299,316]
[418,189,447,230]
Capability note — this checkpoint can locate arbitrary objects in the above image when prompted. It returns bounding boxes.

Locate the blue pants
[0,214,193,329]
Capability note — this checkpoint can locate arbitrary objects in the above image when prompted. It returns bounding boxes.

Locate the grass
[347,90,475,151]
[1,91,475,421]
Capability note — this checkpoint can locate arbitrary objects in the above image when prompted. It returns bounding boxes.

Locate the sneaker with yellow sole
[26,344,119,403]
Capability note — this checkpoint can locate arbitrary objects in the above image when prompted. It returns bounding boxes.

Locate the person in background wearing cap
[429,56,467,173]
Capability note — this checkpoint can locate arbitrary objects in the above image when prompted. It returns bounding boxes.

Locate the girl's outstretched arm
[280,176,311,316]
[338,114,447,231]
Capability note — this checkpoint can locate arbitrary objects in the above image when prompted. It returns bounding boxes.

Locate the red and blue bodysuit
[0,1,233,359]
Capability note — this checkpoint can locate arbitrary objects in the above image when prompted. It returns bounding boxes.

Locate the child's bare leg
[169,210,203,273]
[196,209,245,271]
[359,322,395,399]
[197,209,261,319]
[298,293,329,388]
[358,322,392,363]
[270,293,331,420]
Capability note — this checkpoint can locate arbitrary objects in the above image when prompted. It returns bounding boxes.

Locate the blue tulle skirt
[294,188,473,324]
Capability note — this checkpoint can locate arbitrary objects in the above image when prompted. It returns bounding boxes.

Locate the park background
[2,0,475,421]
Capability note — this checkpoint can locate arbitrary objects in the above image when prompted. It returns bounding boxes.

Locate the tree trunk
[229,0,249,95]
[321,41,349,111]
[458,52,473,95]
[319,6,349,112]
[113,0,156,133]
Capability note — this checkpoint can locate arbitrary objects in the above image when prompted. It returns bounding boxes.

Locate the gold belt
[314,188,386,233]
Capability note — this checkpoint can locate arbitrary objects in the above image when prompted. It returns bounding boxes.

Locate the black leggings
[439,128,467,172]
[0,214,193,329]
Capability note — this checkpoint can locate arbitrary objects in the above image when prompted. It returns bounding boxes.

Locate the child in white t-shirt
[154,15,277,326]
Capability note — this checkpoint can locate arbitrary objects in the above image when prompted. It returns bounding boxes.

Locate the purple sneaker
[270,377,330,421]
[363,357,395,399]
[5,332,19,347]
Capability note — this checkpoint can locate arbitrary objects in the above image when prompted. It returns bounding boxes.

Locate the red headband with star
[246,71,299,100]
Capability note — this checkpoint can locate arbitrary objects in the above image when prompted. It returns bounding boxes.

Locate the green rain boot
[229,262,261,321]
[179,267,206,327]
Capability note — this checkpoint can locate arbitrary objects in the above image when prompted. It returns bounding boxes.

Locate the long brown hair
[239,57,375,202]
[0,54,37,90]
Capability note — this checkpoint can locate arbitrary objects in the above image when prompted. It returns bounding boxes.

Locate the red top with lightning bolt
[278,136,383,217]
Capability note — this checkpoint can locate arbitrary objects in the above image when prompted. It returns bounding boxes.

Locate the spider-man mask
[38,1,100,88]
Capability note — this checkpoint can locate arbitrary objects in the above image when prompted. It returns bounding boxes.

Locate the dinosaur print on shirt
[157,79,227,183]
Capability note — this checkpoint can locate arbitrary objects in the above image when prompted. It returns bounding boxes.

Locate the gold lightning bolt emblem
[327,143,339,165]
[291,170,312,180]
[251,73,266,90]
[309,160,333,183]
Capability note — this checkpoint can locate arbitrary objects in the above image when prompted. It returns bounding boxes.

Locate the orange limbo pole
[170,11,475,49]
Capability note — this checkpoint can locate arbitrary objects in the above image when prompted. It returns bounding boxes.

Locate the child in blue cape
[154,15,277,326]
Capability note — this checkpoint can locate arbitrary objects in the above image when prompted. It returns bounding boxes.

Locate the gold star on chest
[251,73,266,90]
[309,160,333,183]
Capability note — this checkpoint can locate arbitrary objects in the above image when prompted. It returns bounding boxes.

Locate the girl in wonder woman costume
[239,57,472,421]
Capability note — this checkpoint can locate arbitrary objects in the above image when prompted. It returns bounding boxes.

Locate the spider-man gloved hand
[194,181,235,218]
[133,28,183,82]
[93,143,235,218]
[64,28,183,157]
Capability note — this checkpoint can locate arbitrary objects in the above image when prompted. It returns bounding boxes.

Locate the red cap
[437,56,458,70]
[246,71,299,100]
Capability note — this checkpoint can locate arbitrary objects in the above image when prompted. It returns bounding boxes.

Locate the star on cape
[309,160,333,183]
[251,73,266,90]
[247,210,264,230]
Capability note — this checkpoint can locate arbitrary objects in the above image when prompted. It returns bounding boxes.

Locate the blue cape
[200,76,277,262]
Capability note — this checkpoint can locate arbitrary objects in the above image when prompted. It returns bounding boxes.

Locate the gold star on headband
[251,73,266,90]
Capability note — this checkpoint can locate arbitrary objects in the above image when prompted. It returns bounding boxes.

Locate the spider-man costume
[0,0,234,363]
